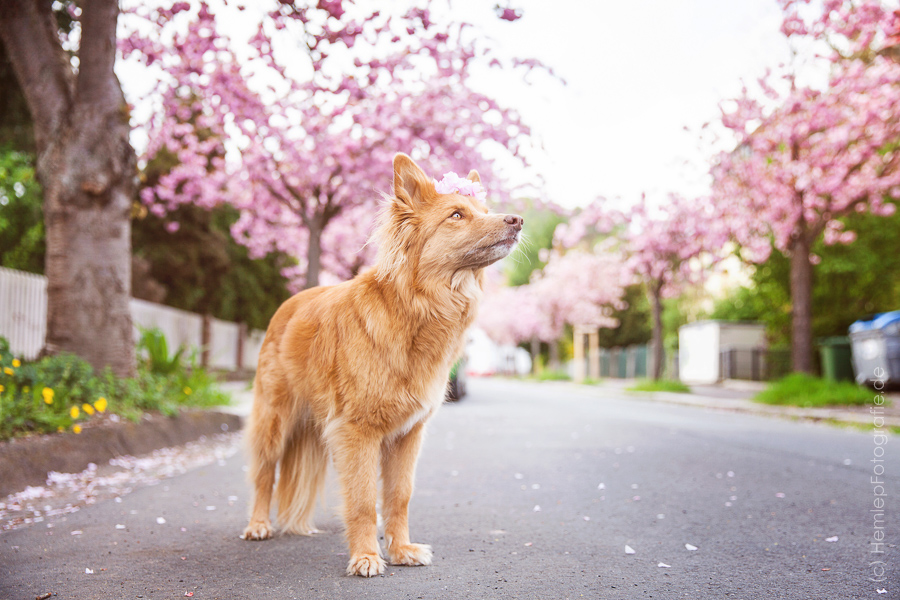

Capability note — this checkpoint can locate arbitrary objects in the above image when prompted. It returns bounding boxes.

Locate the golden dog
[241,153,523,577]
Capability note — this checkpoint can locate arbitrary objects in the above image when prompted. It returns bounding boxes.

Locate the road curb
[535,379,900,429]
[0,410,243,498]
[634,389,900,428]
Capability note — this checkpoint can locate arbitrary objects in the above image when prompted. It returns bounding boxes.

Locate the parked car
[447,356,467,401]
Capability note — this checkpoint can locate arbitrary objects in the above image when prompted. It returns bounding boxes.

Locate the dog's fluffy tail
[275,418,328,535]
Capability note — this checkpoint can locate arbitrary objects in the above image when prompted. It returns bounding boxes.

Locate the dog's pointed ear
[466,170,481,184]
[393,153,434,207]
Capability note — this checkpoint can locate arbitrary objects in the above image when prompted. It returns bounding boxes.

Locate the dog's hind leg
[381,421,433,567]
[241,380,288,541]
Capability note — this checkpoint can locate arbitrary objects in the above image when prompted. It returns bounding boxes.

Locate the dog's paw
[389,543,433,567]
[346,553,386,577]
[240,520,274,541]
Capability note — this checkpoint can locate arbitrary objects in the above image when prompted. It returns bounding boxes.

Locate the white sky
[454,0,794,209]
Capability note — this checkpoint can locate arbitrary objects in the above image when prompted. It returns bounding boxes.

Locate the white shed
[678,321,767,384]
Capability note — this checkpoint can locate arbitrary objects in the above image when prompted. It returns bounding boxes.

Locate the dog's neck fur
[368,259,484,331]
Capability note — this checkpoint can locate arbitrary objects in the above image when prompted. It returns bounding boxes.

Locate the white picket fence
[0,266,265,370]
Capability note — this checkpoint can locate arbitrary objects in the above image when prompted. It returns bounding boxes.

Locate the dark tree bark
[648,282,664,380]
[548,339,560,371]
[789,234,815,374]
[0,0,136,377]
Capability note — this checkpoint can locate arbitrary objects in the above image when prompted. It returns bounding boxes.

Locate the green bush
[0,335,229,440]
[137,326,187,376]
[535,370,571,382]
[754,373,874,408]
[627,379,691,393]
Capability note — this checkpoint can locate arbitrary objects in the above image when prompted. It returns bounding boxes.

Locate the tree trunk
[530,336,540,375]
[549,340,560,372]
[649,285,664,380]
[789,236,815,374]
[305,221,323,289]
[200,313,212,368]
[1,0,136,377]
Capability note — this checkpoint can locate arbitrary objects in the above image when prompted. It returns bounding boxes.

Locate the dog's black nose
[504,214,524,229]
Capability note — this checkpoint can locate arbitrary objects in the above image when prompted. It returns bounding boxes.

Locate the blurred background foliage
[0,147,43,274]
[710,203,900,347]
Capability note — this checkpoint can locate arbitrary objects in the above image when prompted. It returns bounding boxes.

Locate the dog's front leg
[331,423,385,577]
[381,421,433,567]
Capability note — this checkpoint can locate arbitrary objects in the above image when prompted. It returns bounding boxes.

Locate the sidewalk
[586,377,900,428]
[0,381,256,499]
[212,380,255,417]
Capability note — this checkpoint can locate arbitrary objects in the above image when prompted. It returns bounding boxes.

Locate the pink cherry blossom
[434,172,487,201]
[478,241,627,349]
[121,0,551,290]
[710,0,900,373]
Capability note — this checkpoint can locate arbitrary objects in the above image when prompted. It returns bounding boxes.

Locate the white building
[678,320,767,384]
[465,327,532,376]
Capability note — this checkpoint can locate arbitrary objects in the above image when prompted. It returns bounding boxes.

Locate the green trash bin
[819,336,854,381]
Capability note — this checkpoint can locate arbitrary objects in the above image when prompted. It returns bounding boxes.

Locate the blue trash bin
[849,311,900,386]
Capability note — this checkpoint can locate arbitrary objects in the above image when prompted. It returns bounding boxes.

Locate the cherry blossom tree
[711,0,900,373]
[124,1,541,290]
[622,195,719,380]
[0,0,539,374]
[476,281,543,348]
[478,242,626,371]
[558,195,719,380]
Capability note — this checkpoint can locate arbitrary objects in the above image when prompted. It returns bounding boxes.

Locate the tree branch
[76,0,121,109]
[0,0,73,151]
[262,178,309,226]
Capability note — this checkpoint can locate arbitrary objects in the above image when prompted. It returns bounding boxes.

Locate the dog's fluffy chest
[390,373,448,438]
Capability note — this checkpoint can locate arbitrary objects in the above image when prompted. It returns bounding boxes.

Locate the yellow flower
[70,406,80,419]
[3,367,12,376]
[82,403,95,416]
[94,397,108,413]
[42,387,55,405]
[57,426,64,433]
[0,384,4,394]
[73,425,82,434]
[183,387,192,395]
[12,359,20,368]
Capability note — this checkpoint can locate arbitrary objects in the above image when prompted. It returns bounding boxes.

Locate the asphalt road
[1,378,894,599]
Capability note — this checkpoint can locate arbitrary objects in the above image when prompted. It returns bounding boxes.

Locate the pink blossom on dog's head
[434,172,487,201]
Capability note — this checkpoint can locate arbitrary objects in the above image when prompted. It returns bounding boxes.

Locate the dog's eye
[450,211,463,220]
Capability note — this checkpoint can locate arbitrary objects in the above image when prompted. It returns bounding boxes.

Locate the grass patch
[754,373,875,408]
[627,379,691,393]
[534,370,571,382]
[0,333,230,441]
